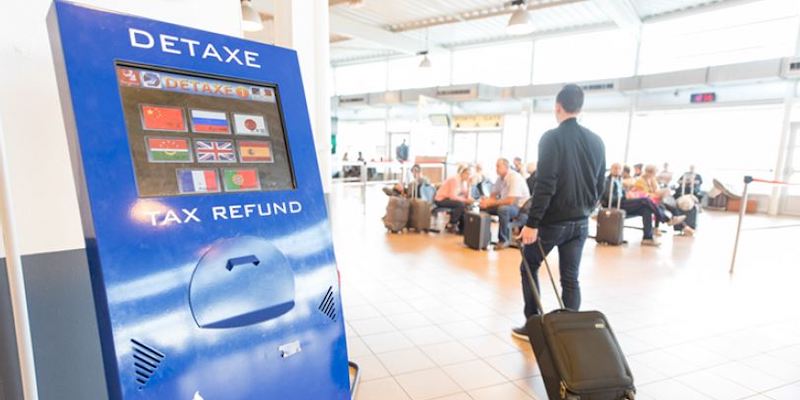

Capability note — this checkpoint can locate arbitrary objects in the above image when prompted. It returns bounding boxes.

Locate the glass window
[639,0,800,74]
[336,120,386,161]
[452,132,477,164]
[334,61,387,95]
[578,112,630,164]
[532,29,637,84]
[387,53,451,90]
[451,41,533,87]
[628,106,784,193]
[502,114,529,162]
[527,113,556,163]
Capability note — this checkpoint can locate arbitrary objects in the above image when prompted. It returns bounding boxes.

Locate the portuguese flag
[146,137,191,162]
[223,169,260,191]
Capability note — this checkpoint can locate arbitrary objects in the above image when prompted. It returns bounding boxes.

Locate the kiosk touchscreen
[48,1,350,399]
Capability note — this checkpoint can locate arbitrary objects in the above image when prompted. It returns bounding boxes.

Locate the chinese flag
[141,105,186,131]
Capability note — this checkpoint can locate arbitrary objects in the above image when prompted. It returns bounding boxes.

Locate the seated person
[434,165,474,233]
[634,164,694,235]
[604,163,685,246]
[470,163,492,199]
[621,165,636,190]
[383,164,429,198]
[479,158,530,250]
[675,165,703,198]
[512,157,528,178]
[657,162,673,188]
[634,164,672,202]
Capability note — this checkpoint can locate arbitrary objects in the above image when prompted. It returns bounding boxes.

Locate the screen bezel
[114,60,298,197]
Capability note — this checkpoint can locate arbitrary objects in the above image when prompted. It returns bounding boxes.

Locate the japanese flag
[233,114,268,136]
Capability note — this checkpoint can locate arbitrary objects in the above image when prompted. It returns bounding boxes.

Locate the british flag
[194,139,236,163]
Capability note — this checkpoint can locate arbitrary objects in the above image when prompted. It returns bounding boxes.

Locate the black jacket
[526,118,606,228]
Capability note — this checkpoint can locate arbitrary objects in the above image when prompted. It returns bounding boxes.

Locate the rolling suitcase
[463,212,491,250]
[383,196,410,233]
[408,185,432,232]
[521,243,635,400]
[596,179,625,245]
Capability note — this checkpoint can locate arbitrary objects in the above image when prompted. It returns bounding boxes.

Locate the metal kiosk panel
[48,1,350,399]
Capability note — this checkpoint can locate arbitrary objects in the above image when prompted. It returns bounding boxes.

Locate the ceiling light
[507,1,534,35]
[241,0,263,32]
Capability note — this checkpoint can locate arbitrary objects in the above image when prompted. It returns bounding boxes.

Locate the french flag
[191,110,229,133]
[178,170,219,194]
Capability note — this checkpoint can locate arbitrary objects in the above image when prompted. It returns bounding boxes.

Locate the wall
[0,1,242,398]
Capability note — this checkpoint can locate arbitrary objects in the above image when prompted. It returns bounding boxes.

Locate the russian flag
[178,170,220,194]
[190,110,230,133]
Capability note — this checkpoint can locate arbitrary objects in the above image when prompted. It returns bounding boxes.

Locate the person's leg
[496,205,520,244]
[622,201,654,239]
[436,199,463,226]
[556,220,589,311]
[520,232,558,318]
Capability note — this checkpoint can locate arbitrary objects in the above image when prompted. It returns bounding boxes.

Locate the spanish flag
[238,140,273,163]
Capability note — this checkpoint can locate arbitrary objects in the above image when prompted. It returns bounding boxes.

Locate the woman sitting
[434,165,474,234]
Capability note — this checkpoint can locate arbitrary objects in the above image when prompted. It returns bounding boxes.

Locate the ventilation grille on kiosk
[131,338,165,390]
[318,286,337,321]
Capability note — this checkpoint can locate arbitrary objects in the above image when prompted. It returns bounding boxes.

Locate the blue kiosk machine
[48,1,350,398]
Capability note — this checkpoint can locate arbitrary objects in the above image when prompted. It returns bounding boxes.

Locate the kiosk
[48,1,350,398]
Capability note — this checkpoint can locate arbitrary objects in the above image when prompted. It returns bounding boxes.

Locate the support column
[768,9,800,215]
[274,1,332,193]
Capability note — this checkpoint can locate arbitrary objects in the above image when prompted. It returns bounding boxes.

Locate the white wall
[0,0,242,256]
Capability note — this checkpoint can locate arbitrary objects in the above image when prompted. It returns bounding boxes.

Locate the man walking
[513,84,606,339]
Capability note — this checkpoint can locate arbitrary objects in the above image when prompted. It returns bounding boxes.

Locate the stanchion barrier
[729,176,800,274]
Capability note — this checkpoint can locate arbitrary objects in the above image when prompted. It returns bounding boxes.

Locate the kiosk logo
[129,28,261,69]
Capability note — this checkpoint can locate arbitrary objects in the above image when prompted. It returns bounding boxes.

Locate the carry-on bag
[383,196,410,233]
[521,243,635,400]
[463,212,491,250]
[596,179,626,245]
[408,184,432,231]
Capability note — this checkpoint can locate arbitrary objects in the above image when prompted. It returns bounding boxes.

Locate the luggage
[407,183,432,232]
[596,179,625,245]
[408,198,432,231]
[521,243,636,400]
[463,212,491,250]
[383,196,410,233]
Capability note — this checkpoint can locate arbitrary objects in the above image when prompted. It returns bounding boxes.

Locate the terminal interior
[2,0,800,399]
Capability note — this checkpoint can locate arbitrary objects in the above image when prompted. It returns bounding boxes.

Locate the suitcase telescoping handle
[520,241,565,315]
[606,177,623,209]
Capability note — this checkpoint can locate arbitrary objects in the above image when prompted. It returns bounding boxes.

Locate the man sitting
[382,164,430,199]
[434,165,474,233]
[480,158,530,250]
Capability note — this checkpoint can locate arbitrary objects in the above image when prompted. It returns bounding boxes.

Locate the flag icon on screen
[117,67,140,86]
[190,110,230,134]
[195,139,236,163]
[177,169,220,194]
[141,71,162,88]
[146,137,192,163]
[141,105,186,132]
[238,141,273,163]
[222,169,260,192]
[233,114,268,136]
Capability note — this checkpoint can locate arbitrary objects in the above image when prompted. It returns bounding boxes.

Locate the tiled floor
[330,185,800,400]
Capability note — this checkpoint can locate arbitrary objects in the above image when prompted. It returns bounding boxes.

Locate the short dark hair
[556,84,584,113]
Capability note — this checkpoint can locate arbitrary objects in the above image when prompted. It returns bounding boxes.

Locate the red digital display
[691,92,716,103]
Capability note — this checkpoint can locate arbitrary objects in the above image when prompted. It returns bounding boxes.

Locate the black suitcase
[521,243,635,400]
[596,179,625,245]
[463,212,491,250]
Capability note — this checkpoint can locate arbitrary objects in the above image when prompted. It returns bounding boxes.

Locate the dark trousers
[434,199,466,231]
[485,204,520,244]
[520,219,588,318]
[620,198,655,239]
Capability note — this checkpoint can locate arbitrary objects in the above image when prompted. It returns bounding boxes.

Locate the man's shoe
[667,215,687,226]
[511,326,529,341]
[641,238,661,247]
[681,226,695,236]
[494,242,510,250]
